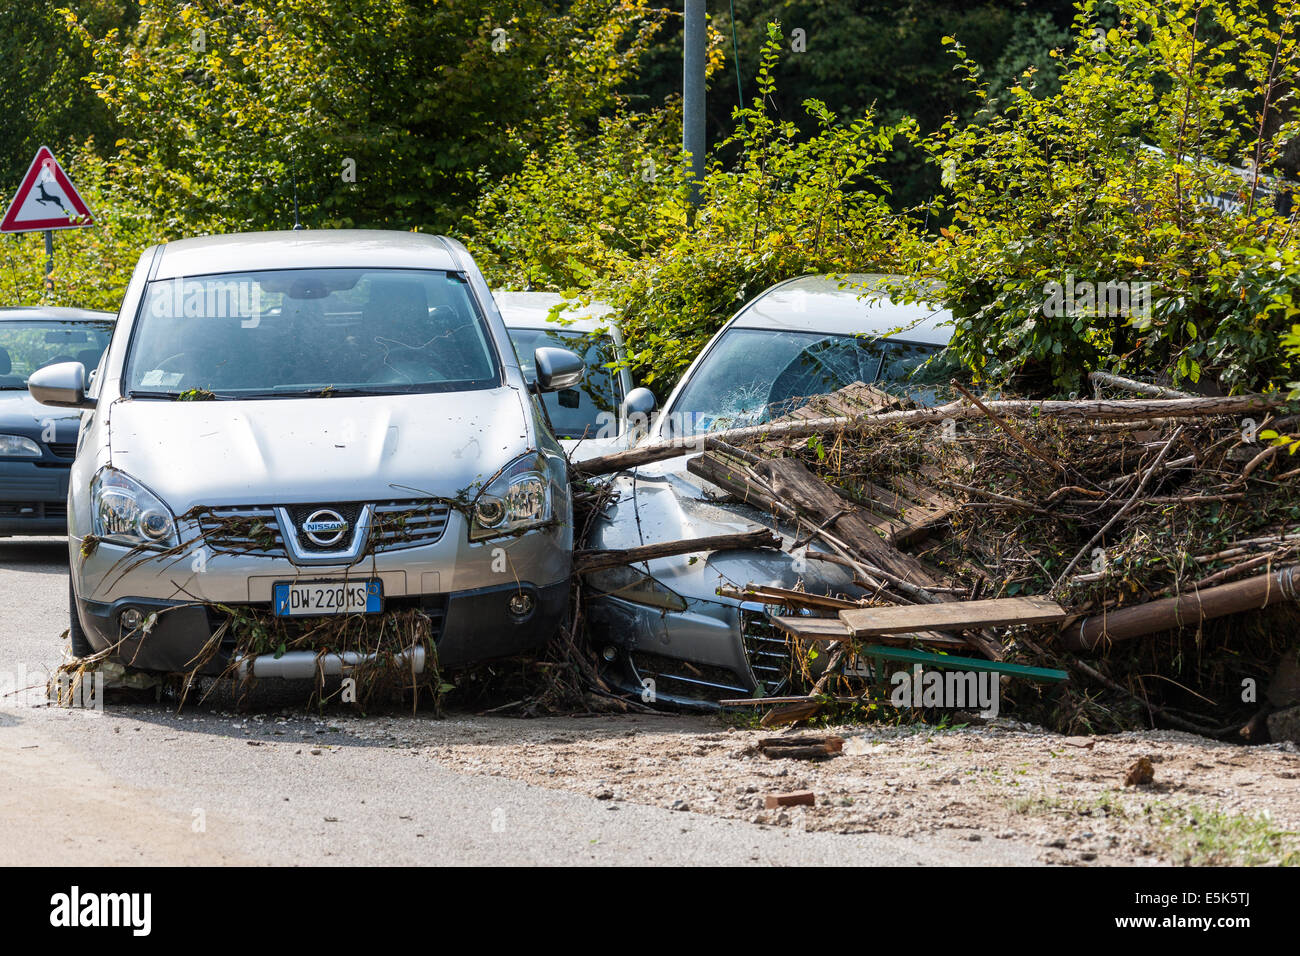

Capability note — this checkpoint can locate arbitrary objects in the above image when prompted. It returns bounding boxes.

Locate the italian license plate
[272,580,382,617]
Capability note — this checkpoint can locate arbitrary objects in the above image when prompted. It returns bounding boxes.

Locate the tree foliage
[66,0,666,231]
[0,147,157,312]
[905,0,1300,393]
[470,24,918,387]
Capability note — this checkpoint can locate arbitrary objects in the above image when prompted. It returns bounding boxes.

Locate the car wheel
[68,578,93,658]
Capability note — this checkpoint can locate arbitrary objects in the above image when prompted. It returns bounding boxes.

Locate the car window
[664,327,950,437]
[0,320,114,389]
[124,269,500,398]
[507,326,622,439]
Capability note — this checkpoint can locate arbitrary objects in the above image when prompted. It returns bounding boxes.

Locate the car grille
[740,608,792,697]
[195,500,452,557]
[283,502,366,553]
[370,500,453,551]
[46,441,78,459]
[195,506,284,555]
[0,502,64,520]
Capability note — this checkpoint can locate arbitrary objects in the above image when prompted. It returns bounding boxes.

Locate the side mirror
[533,347,584,392]
[622,387,656,417]
[28,362,94,410]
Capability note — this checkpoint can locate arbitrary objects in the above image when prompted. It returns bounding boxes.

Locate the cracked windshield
[664,327,954,437]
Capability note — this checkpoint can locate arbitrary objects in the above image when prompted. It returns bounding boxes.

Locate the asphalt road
[0,535,1043,866]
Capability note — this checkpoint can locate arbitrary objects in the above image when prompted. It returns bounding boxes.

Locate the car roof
[151,229,463,279]
[494,291,617,334]
[730,273,952,346]
[0,306,116,322]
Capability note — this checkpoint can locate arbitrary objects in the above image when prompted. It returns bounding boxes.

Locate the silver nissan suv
[29,230,582,677]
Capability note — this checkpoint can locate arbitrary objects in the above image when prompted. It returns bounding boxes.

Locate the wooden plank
[715,585,864,611]
[855,645,1070,684]
[769,614,968,648]
[771,615,853,640]
[839,596,1067,636]
[574,528,780,574]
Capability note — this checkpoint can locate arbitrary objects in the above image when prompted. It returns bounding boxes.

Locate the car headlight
[583,565,688,612]
[91,467,178,549]
[469,454,555,541]
[0,434,42,458]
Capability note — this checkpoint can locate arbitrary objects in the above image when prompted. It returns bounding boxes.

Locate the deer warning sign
[0,146,95,233]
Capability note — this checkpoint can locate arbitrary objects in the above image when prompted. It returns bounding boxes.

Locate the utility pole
[683,0,706,206]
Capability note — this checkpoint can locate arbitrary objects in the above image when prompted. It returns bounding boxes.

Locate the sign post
[0,146,95,291]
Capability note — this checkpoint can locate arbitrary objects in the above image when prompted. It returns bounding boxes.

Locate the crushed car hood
[106,387,533,512]
[589,455,860,600]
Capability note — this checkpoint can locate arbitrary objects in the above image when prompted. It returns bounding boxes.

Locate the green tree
[902,0,1300,393]
[67,0,666,232]
[0,1,127,183]
[470,24,917,388]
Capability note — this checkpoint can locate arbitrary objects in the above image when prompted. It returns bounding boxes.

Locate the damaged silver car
[30,230,583,678]
[583,274,955,706]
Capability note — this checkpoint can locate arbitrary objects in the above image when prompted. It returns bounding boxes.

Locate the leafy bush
[469,24,918,389]
[902,0,1300,394]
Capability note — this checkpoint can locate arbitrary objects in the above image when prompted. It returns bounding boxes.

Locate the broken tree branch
[1088,370,1194,399]
[572,528,781,574]
[951,380,1064,473]
[1060,563,1300,651]
[572,394,1278,478]
[1051,427,1185,593]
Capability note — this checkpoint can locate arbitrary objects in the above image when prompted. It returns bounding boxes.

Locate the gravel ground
[331,711,1300,866]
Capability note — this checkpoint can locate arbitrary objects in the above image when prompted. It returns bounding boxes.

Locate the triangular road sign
[0,146,95,233]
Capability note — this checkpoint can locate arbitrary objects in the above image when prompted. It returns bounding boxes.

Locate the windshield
[508,327,623,439]
[664,327,954,438]
[124,269,500,398]
[0,319,114,389]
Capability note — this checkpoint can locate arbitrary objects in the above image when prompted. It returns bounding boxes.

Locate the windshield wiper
[247,385,414,398]
[128,390,237,401]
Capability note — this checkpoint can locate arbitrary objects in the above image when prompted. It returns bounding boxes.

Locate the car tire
[68,578,93,658]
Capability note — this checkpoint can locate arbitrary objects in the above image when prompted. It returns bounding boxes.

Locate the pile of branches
[573,373,1300,736]
[783,376,1300,735]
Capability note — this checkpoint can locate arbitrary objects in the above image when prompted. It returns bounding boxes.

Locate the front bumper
[70,509,572,673]
[586,593,763,706]
[0,460,68,534]
[77,580,570,675]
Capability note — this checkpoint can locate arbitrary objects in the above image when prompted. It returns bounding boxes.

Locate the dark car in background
[0,307,115,535]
